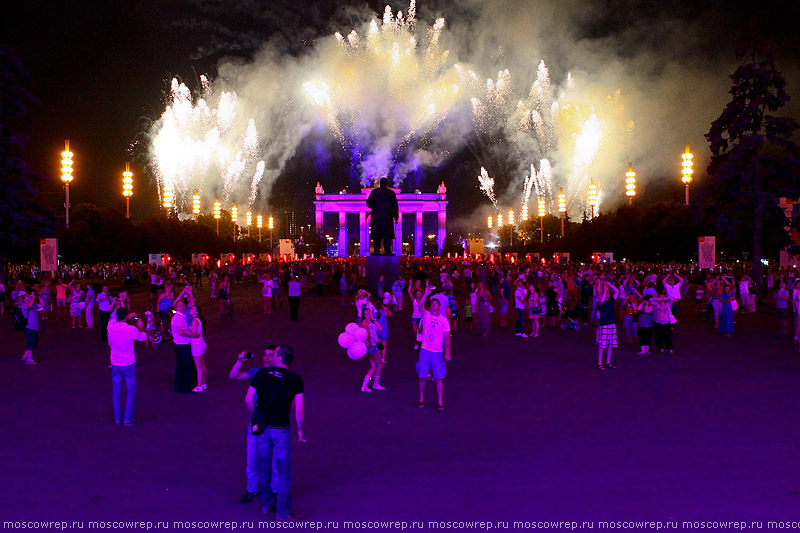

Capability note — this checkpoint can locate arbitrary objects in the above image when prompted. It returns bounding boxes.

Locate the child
[447,290,458,333]
[463,294,473,332]
[145,310,156,347]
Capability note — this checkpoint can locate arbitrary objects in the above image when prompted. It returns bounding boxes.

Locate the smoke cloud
[151,0,799,219]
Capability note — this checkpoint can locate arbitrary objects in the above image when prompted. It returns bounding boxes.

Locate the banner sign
[698,236,716,269]
[40,239,58,272]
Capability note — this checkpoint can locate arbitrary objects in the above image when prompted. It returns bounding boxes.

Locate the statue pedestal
[365,255,402,296]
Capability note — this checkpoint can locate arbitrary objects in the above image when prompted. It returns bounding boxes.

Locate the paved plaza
[3,280,800,525]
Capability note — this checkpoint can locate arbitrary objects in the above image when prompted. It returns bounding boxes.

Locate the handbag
[531,306,542,315]
[250,409,267,436]
[731,299,739,311]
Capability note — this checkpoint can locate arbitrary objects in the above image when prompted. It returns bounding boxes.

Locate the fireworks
[303,1,460,186]
[149,76,264,211]
[477,167,497,208]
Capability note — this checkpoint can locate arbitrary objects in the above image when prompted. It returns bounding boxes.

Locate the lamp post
[538,198,545,243]
[213,201,221,235]
[681,143,693,206]
[162,187,173,217]
[246,211,252,238]
[257,215,263,243]
[192,194,200,221]
[61,141,73,227]
[625,162,636,206]
[122,163,133,218]
[231,205,238,239]
[268,215,274,250]
[558,188,566,237]
[587,178,597,219]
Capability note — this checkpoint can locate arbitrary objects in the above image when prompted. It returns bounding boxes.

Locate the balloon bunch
[338,322,369,360]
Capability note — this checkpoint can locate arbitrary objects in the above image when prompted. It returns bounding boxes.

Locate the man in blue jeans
[230,347,278,504]
[107,304,147,425]
[245,345,305,521]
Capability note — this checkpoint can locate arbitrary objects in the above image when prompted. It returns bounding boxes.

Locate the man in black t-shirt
[245,345,305,521]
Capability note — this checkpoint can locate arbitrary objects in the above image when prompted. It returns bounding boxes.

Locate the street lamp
[538,198,545,243]
[60,141,73,227]
[558,188,566,237]
[213,201,221,235]
[122,163,133,219]
[192,194,200,220]
[587,178,597,219]
[162,187,173,217]
[487,215,493,229]
[625,162,636,206]
[246,211,252,237]
[231,205,238,239]
[681,143,693,206]
[257,214,263,243]
[268,215,274,250]
[521,204,528,222]
[497,212,503,228]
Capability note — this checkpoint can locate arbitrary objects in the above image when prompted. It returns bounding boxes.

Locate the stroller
[560,302,588,331]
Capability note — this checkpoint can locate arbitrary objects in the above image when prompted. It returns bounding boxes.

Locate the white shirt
[514,286,527,309]
[97,292,112,312]
[739,281,750,295]
[419,311,450,352]
[108,315,146,366]
[262,278,272,297]
[171,311,192,345]
[664,279,682,300]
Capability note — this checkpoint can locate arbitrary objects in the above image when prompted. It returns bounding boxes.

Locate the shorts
[598,324,618,348]
[500,301,509,314]
[24,328,39,350]
[56,298,66,308]
[465,316,472,323]
[412,317,421,326]
[416,348,446,380]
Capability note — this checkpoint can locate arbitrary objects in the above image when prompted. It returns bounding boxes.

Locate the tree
[0,46,56,281]
[705,21,800,283]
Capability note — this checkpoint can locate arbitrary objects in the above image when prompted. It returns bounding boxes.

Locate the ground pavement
[2,281,800,528]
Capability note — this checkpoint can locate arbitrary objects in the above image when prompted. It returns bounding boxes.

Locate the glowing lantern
[625,162,636,203]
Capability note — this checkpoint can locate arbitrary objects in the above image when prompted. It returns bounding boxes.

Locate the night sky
[3,0,799,226]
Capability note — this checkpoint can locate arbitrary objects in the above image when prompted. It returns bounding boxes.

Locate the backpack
[12,308,28,331]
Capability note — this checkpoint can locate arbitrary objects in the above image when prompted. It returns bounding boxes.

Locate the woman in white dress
[260,273,272,315]
[189,305,208,392]
[84,284,96,329]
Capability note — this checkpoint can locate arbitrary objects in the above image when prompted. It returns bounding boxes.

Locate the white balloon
[383,292,391,299]
[347,341,367,360]
[345,322,360,335]
[383,297,391,305]
[354,327,368,342]
[338,332,355,349]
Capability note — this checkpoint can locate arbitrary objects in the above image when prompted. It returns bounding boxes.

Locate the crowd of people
[4,255,799,520]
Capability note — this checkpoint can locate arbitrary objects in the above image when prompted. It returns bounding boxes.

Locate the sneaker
[123,421,136,426]
[240,491,260,504]
[372,383,386,390]
[192,386,204,393]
